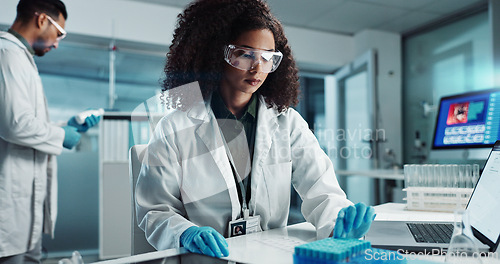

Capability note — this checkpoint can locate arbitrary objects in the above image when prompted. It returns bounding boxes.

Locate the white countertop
[93,203,499,264]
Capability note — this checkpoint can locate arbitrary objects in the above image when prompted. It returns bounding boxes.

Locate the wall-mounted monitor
[430,88,500,160]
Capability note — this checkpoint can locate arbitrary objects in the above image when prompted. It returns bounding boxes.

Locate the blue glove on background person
[180,226,229,258]
[67,114,101,133]
[62,126,81,149]
[333,202,376,239]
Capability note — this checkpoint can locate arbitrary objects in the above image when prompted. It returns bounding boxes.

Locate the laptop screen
[467,141,500,248]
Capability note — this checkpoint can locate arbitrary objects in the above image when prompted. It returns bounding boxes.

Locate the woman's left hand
[333,202,376,239]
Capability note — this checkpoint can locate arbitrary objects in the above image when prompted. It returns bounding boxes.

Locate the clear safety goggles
[46,15,67,40]
[224,44,283,73]
[35,12,67,40]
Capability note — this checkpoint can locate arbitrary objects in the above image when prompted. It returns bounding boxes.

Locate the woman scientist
[135,0,375,258]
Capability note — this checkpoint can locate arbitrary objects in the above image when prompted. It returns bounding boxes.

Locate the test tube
[425,164,434,187]
[411,164,419,187]
[404,164,411,188]
[452,165,459,188]
[465,164,472,188]
[421,164,427,187]
[445,165,453,188]
[417,165,426,187]
[472,164,480,188]
[438,165,447,188]
[433,164,440,188]
[458,165,466,188]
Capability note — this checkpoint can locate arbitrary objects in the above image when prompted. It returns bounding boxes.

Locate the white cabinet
[98,109,168,259]
[99,114,131,259]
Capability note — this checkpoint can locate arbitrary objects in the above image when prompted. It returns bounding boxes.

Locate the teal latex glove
[180,226,229,258]
[62,126,81,149]
[67,114,101,133]
[333,202,376,239]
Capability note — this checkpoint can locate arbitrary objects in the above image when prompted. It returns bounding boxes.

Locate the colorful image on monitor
[432,89,500,149]
[446,102,469,125]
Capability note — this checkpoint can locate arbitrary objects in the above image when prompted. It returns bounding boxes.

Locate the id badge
[228,215,262,237]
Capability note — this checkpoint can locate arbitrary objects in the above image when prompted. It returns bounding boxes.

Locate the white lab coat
[135,91,352,250]
[0,31,65,257]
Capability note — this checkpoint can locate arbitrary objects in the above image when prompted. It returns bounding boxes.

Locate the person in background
[0,0,100,263]
[136,0,375,258]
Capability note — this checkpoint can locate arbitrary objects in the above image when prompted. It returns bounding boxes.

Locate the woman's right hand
[180,226,229,258]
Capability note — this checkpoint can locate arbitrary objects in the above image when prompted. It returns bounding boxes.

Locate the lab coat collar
[0,31,25,49]
[256,96,282,121]
[0,31,37,69]
[186,91,284,122]
[252,96,279,167]
[180,82,210,122]
[186,99,210,122]
[7,28,35,55]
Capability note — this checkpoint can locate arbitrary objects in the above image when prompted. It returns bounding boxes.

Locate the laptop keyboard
[407,223,454,243]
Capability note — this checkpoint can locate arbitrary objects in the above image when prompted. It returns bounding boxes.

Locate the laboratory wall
[403,11,493,164]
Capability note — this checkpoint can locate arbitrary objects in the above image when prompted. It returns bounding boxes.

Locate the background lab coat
[136,89,352,250]
[0,31,65,257]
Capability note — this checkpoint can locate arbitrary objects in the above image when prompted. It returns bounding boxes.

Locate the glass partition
[403,11,493,164]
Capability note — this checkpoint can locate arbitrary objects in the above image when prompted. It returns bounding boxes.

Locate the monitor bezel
[431,88,500,150]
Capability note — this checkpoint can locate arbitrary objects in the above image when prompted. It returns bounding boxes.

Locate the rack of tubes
[403,164,479,212]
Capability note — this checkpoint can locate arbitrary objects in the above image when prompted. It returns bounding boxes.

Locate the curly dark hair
[162,0,300,112]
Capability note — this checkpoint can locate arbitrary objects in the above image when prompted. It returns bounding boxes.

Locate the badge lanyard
[221,135,262,237]
[215,114,262,237]
[218,125,251,219]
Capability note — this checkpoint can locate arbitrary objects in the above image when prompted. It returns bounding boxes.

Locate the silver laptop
[365,141,500,253]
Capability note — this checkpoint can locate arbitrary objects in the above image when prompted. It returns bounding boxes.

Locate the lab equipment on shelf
[403,164,479,212]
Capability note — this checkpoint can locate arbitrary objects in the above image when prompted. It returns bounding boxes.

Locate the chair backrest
[129,144,156,255]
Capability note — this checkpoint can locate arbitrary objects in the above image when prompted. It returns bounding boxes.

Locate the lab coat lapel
[250,96,279,211]
[189,100,241,220]
[254,96,279,164]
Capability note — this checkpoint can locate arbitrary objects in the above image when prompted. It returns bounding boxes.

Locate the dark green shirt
[8,28,35,55]
[211,90,258,208]
[211,90,258,158]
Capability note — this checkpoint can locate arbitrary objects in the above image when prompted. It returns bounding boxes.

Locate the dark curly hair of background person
[161,0,300,113]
